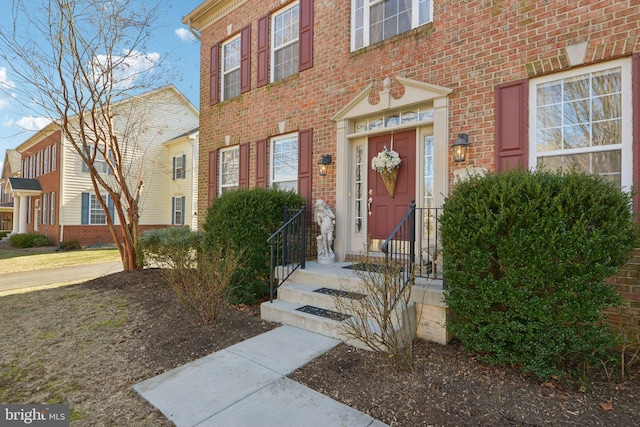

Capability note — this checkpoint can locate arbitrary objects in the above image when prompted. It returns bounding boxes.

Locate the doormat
[343,262,384,272]
[343,263,404,273]
[295,305,350,321]
[313,287,366,300]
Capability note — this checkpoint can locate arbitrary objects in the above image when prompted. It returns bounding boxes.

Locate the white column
[18,195,28,234]
[433,96,449,209]
[11,195,20,235]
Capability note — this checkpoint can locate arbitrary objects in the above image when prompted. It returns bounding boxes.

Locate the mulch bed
[1,268,638,426]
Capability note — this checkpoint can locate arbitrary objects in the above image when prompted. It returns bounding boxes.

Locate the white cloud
[175,28,196,43]
[0,67,16,111]
[91,49,161,89]
[15,116,50,131]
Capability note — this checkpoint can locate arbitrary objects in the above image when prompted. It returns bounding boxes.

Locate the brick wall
[195,0,640,331]
[196,0,640,218]
[22,132,62,243]
[61,224,169,247]
[606,248,640,336]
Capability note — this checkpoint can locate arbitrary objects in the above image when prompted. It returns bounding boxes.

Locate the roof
[7,177,42,192]
[2,149,22,179]
[166,127,199,142]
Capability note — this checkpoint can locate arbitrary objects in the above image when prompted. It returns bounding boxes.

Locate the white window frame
[528,58,633,190]
[173,155,186,179]
[219,146,240,194]
[222,34,241,101]
[351,0,433,51]
[270,133,298,192]
[89,194,109,225]
[172,196,185,225]
[271,1,300,82]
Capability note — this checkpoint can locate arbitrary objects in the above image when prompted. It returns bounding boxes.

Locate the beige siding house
[5,85,199,246]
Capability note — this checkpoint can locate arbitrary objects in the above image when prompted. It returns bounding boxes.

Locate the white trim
[270,1,300,83]
[221,34,241,101]
[350,0,434,51]
[269,133,298,191]
[528,58,633,190]
[219,145,239,194]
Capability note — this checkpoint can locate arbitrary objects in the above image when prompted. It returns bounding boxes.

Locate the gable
[333,77,453,121]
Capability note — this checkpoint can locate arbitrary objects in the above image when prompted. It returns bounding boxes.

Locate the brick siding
[195,0,640,332]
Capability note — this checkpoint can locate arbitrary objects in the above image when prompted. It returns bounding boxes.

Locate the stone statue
[314,199,335,263]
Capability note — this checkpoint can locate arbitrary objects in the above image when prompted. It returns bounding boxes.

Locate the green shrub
[439,168,639,379]
[9,233,52,248]
[59,238,82,251]
[0,231,9,239]
[202,187,305,304]
[138,227,201,269]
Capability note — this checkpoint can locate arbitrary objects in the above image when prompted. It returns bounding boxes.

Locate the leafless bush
[162,246,244,325]
[334,254,415,370]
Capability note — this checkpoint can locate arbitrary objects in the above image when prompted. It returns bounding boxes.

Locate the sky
[0,0,204,171]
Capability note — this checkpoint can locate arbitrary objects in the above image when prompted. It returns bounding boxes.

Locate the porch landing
[261,261,451,348]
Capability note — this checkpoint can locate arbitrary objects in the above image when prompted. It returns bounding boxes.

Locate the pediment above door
[332,77,453,121]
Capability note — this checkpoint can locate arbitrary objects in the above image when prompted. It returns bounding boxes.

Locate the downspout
[187,19,201,41]
[189,135,198,231]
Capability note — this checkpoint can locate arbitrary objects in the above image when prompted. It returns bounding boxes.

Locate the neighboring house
[4,85,199,246]
[165,128,200,231]
[184,1,639,323]
[0,149,22,232]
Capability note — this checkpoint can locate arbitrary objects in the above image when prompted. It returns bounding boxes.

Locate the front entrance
[367,130,416,246]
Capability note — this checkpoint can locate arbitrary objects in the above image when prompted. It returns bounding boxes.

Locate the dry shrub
[334,254,415,370]
[162,246,244,325]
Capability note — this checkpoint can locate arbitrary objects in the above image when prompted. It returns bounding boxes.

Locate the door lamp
[318,154,332,176]
[452,134,469,163]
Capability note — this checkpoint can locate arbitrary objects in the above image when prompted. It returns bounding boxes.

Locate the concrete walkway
[134,325,389,427]
[0,261,123,294]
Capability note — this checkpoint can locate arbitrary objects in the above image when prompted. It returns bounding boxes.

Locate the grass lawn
[0,248,121,274]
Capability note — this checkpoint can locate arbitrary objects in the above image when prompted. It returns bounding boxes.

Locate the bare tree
[0,0,168,270]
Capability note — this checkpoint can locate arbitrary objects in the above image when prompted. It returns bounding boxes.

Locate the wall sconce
[452,133,469,163]
[318,154,332,176]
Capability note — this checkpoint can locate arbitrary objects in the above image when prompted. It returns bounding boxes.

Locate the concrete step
[261,299,365,348]
[276,282,366,312]
[261,298,415,352]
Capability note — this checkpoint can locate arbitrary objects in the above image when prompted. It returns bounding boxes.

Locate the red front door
[367,130,416,241]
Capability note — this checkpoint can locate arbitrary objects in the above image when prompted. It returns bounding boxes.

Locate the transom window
[272,2,299,81]
[220,146,239,194]
[352,0,433,50]
[271,134,298,192]
[530,59,632,189]
[222,35,241,100]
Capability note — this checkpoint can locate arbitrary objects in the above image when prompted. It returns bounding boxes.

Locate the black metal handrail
[267,205,306,302]
[381,200,442,308]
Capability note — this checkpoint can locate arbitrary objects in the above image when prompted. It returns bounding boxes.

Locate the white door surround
[332,77,452,262]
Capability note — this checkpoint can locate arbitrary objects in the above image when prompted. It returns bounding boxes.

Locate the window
[172,196,185,225]
[51,192,56,225]
[222,36,241,100]
[52,144,57,172]
[44,147,50,174]
[529,59,632,189]
[173,154,186,179]
[352,0,433,50]
[270,134,298,191]
[82,146,111,174]
[42,193,50,225]
[81,193,114,225]
[272,2,299,81]
[220,147,239,194]
[354,145,364,234]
